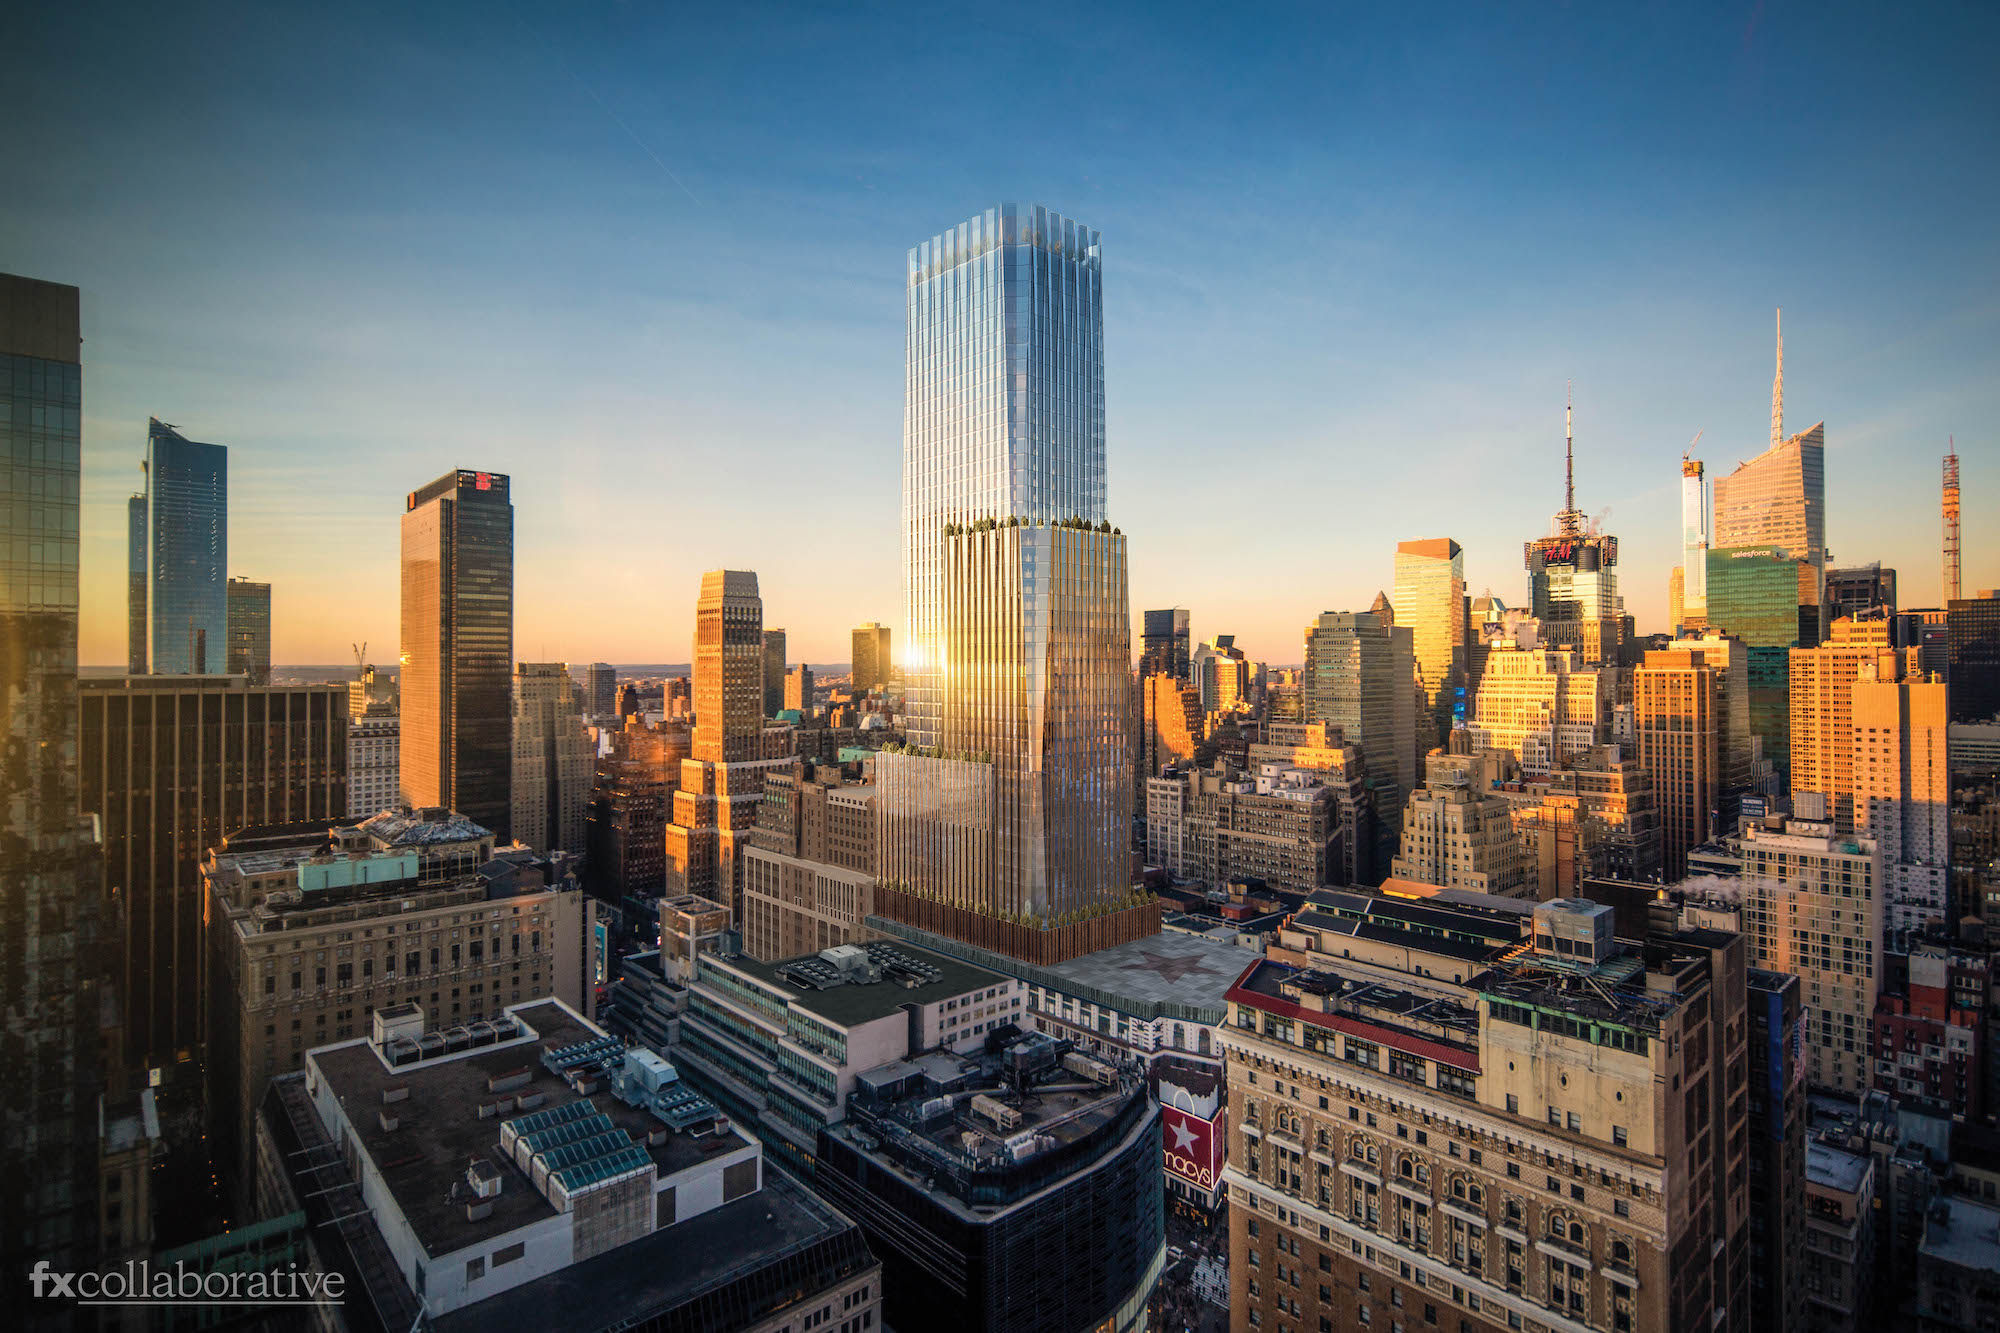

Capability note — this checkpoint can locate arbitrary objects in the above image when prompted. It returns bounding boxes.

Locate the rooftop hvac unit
[971,1094,1021,1131]
[466,1157,503,1199]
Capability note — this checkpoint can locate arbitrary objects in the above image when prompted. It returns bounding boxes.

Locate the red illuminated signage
[474,472,492,491]
[1162,1104,1225,1191]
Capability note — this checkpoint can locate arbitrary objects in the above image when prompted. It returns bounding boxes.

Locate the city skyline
[7,4,1996,671]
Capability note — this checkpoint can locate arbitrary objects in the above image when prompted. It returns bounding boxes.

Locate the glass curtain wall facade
[126,491,147,671]
[1707,546,1803,783]
[1714,424,1826,644]
[0,274,104,1305]
[399,469,514,838]
[1141,607,1191,681]
[226,577,271,684]
[1393,538,1467,744]
[903,203,1105,747]
[851,622,891,693]
[146,418,228,674]
[1682,457,1709,628]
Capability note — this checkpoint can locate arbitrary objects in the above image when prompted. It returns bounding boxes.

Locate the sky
[5,1,1997,668]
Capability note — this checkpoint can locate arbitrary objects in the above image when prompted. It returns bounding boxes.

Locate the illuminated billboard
[1161,1103,1225,1193]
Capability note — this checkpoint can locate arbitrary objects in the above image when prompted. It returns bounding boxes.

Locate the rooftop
[719,942,1007,1029]
[1921,1195,2000,1275]
[307,1000,750,1258]
[1035,929,1264,1014]
[359,808,493,847]
[1229,957,1480,1069]
[1807,1141,1873,1197]
[429,1167,875,1333]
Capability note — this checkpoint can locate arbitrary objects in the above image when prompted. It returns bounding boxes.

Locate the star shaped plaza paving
[1119,949,1223,985]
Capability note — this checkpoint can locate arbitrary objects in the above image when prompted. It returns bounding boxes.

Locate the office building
[348,711,400,818]
[1,273,106,1306]
[785,662,814,716]
[585,720,687,904]
[1503,745,1661,894]
[695,571,765,761]
[583,661,616,718]
[1747,969,1806,1333]
[1391,749,1531,896]
[401,469,514,839]
[1947,590,2000,723]
[1229,894,1751,1333]
[257,999,879,1331]
[1141,671,1203,784]
[1194,633,1250,714]
[1464,640,1607,777]
[79,675,346,1062]
[1668,630,1760,793]
[1707,545,1804,780]
[1303,609,1417,858]
[674,940,1162,1333]
[1681,455,1710,630]
[349,659,396,718]
[1828,564,1897,624]
[510,662,594,855]
[740,762,878,961]
[1790,616,1895,828]
[1854,654,1950,941]
[1146,761,1340,893]
[1395,537,1469,748]
[144,417,229,674]
[663,572,791,916]
[1524,398,1624,665]
[763,627,787,718]
[877,205,1148,964]
[1142,606,1192,681]
[126,491,147,672]
[877,515,1134,945]
[199,808,570,1200]
[1634,644,1724,879]
[225,576,270,684]
[1714,330,1827,645]
[850,621,890,694]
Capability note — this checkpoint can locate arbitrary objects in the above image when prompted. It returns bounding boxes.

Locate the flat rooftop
[307,1000,749,1258]
[1807,1142,1872,1196]
[1037,930,1264,1014]
[721,942,1007,1029]
[429,1167,874,1333]
[1920,1194,2000,1275]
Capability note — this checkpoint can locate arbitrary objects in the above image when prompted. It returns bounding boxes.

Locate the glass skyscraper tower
[144,417,228,674]
[882,205,1134,951]
[902,203,1106,746]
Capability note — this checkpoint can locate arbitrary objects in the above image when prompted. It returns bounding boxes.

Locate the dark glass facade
[0,274,105,1312]
[226,577,271,684]
[400,470,514,838]
[127,491,147,671]
[79,677,346,1061]
[811,1097,1164,1333]
[146,418,228,674]
[1947,593,2000,724]
[1141,607,1191,681]
[1707,546,1803,780]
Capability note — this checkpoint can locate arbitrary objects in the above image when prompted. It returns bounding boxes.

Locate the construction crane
[352,642,367,675]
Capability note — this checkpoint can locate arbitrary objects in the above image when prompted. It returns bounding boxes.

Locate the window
[1612,1125,1628,1147]
[465,1257,484,1282]
[492,1242,524,1267]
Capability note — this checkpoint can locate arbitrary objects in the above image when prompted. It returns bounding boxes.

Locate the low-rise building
[257,998,881,1331]
[1146,760,1338,894]
[1914,1194,2000,1333]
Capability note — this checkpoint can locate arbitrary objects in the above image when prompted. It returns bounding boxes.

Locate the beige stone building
[1392,751,1531,897]
[1467,641,1607,777]
[1789,617,1893,827]
[740,762,878,962]
[1228,892,1750,1333]
[201,809,587,1209]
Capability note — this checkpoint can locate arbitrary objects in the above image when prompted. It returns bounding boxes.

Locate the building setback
[79,675,346,1062]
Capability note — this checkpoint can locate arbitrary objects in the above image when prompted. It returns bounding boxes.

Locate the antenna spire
[1565,381,1575,518]
[1770,307,1784,449]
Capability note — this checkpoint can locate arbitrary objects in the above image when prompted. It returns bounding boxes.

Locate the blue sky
[5,0,1996,666]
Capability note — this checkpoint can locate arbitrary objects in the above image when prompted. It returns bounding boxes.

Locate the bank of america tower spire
[883,204,1138,960]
